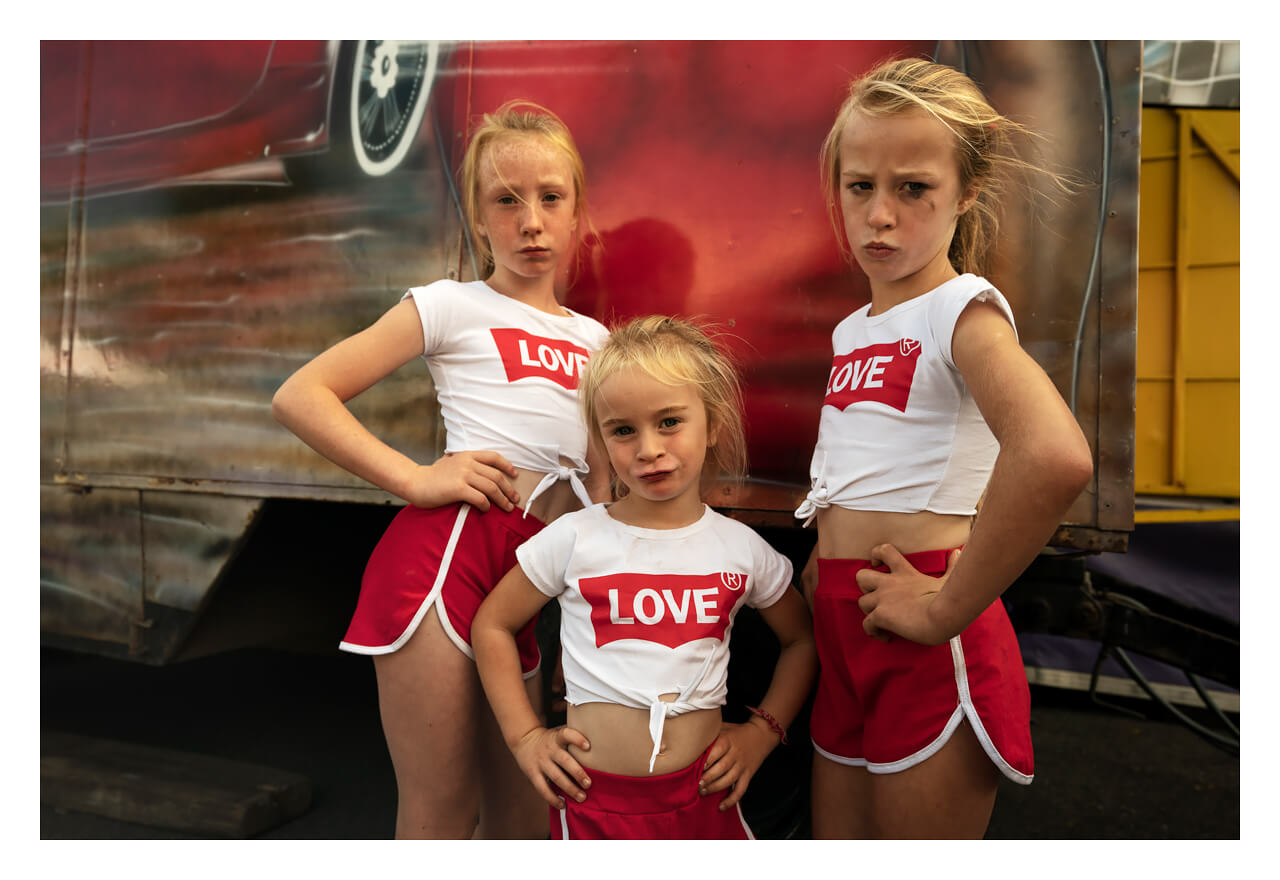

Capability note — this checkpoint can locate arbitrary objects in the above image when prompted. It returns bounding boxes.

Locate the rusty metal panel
[141,492,264,613]
[62,181,455,497]
[932,41,1140,541]
[41,485,143,649]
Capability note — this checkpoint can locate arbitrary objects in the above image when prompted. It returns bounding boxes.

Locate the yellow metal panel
[1139,106,1178,158]
[1137,154,1177,267]
[1135,268,1174,377]
[1134,106,1239,499]
[1134,381,1173,491]
[1184,265,1240,380]
[1183,381,1240,496]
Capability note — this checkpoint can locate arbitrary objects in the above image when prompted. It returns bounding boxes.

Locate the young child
[473,316,817,840]
[797,58,1093,839]
[271,100,611,839]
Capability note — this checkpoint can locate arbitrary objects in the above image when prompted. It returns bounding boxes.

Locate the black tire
[286,40,438,186]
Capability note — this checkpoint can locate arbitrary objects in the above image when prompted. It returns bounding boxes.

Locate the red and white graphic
[823,338,922,413]
[579,572,749,648]
[490,328,591,390]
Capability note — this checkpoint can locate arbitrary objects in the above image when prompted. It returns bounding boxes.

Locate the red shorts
[810,550,1033,783]
[339,502,545,677]
[551,747,755,840]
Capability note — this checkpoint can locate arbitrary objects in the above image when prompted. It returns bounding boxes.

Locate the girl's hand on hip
[511,725,593,809]
[698,719,777,810]
[855,545,962,646]
[406,450,521,511]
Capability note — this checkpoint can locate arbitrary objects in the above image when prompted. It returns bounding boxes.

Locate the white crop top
[404,279,610,514]
[795,274,1017,523]
[516,503,793,772]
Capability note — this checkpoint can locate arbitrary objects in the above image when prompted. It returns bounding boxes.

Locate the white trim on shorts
[812,634,1033,785]
[554,801,756,840]
[338,505,539,680]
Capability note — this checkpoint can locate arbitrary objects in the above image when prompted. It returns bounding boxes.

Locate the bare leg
[810,751,875,839]
[476,671,550,839]
[373,606,482,839]
[869,719,1000,839]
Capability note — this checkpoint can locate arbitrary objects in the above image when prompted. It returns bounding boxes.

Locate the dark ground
[39,643,1240,841]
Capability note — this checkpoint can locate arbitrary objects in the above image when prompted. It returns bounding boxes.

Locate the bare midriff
[566,700,722,777]
[815,506,973,560]
[511,463,590,525]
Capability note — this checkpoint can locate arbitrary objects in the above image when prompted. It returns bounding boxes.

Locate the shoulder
[402,278,484,308]
[561,309,610,348]
[832,305,871,340]
[702,510,785,559]
[928,275,1016,331]
[927,275,1018,366]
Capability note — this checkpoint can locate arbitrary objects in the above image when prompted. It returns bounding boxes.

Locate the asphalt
[38,642,1240,841]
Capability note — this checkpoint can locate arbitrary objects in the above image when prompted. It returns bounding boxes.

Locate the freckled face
[475,134,578,287]
[838,109,977,303]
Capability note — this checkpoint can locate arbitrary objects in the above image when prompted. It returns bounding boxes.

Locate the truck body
[43,40,1222,684]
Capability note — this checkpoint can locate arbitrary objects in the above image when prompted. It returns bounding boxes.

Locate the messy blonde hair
[581,316,747,497]
[820,58,1055,277]
[459,99,596,275]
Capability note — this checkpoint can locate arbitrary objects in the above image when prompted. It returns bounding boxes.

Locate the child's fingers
[468,449,520,478]
[556,726,591,752]
[699,752,737,793]
[868,542,907,570]
[718,773,751,810]
[467,471,515,512]
[531,776,567,809]
[544,762,588,804]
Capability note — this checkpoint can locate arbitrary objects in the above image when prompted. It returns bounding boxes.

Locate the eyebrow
[841,167,940,179]
[599,404,689,428]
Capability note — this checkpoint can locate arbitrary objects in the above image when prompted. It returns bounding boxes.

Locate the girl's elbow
[270,379,297,426]
[1041,436,1093,499]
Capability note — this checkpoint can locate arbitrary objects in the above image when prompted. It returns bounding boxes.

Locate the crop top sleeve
[516,503,793,771]
[795,274,1017,522]
[402,279,610,513]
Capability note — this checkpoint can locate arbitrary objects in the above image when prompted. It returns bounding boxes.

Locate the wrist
[927,588,972,640]
[508,723,545,753]
[745,705,788,745]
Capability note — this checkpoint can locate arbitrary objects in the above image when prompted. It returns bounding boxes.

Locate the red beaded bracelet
[746,705,788,744]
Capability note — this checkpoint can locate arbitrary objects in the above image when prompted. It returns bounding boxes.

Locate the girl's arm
[473,566,593,808]
[856,299,1093,644]
[271,299,521,512]
[698,587,817,810]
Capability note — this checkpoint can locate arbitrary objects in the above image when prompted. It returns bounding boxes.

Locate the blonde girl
[473,316,817,839]
[272,100,610,838]
[797,59,1093,838]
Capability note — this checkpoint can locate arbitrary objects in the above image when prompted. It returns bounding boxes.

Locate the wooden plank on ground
[41,731,312,838]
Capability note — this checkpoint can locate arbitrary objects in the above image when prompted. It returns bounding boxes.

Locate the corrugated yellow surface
[1135,107,1239,497]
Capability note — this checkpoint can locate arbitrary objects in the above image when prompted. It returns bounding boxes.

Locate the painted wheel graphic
[347,40,438,176]
[285,40,438,185]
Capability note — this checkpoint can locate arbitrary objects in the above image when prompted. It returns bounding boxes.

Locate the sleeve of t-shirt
[514,514,578,599]
[400,279,457,357]
[931,277,1019,370]
[745,531,794,610]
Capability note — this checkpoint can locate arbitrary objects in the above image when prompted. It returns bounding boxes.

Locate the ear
[956,182,980,217]
[706,417,721,449]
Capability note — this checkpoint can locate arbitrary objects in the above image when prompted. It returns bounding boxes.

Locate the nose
[867,190,895,229]
[519,200,543,234]
[636,428,664,462]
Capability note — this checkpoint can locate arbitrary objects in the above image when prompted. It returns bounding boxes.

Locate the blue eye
[660,417,681,429]
[903,182,928,196]
[612,425,634,437]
